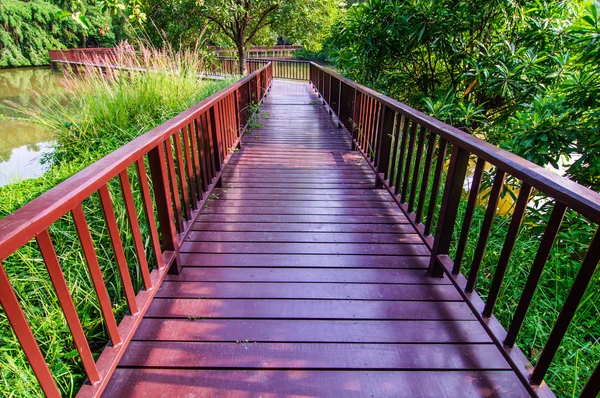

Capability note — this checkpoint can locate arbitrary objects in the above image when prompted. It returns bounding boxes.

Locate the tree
[197,0,344,74]
[329,0,600,192]
[0,0,130,67]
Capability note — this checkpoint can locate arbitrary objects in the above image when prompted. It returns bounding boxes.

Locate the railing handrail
[209,45,302,51]
[309,62,600,223]
[0,62,271,260]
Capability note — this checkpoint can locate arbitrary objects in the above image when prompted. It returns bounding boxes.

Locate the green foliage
[330,0,600,192]
[0,45,231,396]
[147,0,344,74]
[0,0,132,67]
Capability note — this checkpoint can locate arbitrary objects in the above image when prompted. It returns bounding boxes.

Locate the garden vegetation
[0,44,231,396]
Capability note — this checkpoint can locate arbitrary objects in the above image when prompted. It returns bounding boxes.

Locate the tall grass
[0,43,232,396]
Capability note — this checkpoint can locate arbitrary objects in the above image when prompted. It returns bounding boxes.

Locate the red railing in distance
[0,62,273,397]
[209,45,302,58]
[214,57,309,80]
[309,62,600,396]
[48,48,119,64]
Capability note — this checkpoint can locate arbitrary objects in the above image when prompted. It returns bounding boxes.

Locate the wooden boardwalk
[103,80,530,397]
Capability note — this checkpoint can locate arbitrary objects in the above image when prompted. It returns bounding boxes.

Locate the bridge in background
[48,47,309,79]
[1,60,599,397]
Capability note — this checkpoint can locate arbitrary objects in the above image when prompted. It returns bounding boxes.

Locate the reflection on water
[0,67,68,186]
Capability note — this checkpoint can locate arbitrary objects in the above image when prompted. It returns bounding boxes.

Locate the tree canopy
[158,0,344,74]
[0,0,132,66]
[329,0,600,191]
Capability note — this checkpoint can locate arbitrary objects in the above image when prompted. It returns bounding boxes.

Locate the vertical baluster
[580,361,599,397]
[340,83,355,132]
[201,113,217,180]
[194,117,209,193]
[359,95,368,150]
[504,202,567,347]
[71,204,122,344]
[365,99,375,159]
[367,97,375,154]
[0,263,61,397]
[98,185,140,311]
[174,131,192,217]
[453,157,486,274]
[135,158,164,269]
[372,103,382,162]
[210,105,224,173]
[530,227,600,385]
[388,114,402,190]
[408,126,427,213]
[360,96,369,152]
[428,144,470,277]
[415,132,437,224]
[465,170,506,292]
[118,170,153,289]
[401,122,418,201]
[394,117,410,195]
[424,138,448,236]
[233,90,241,135]
[483,183,533,316]
[351,91,362,145]
[148,144,181,274]
[375,106,395,182]
[164,137,185,233]
[36,230,100,383]
[218,100,227,161]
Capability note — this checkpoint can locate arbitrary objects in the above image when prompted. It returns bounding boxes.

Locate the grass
[0,43,232,397]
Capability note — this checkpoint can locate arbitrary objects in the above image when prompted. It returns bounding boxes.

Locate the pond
[0,67,68,187]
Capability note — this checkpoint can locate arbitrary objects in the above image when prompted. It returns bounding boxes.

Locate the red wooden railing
[0,62,273,397]
[309,62,600,396]
[214,57,309,80]
[48,48,309,80]
[209,45,301,58]
[49,48,118,64]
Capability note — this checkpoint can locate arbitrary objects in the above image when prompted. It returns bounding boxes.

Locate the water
[0,67,68,186]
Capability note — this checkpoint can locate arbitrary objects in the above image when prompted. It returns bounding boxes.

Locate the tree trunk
[237,44,247,75]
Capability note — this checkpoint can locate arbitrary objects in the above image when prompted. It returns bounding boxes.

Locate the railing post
[428,144,469,277]
[375,106,395,184]
[148,143,181,274]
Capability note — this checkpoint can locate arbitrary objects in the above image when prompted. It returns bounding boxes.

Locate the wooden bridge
[0,61,599,397]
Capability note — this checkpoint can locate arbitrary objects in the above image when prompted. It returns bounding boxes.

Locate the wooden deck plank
[145,299,475,320]
[192,214,410,224]
[164,267,449,284]
[206,200,399,208]
[191,222,417,233]
[179,242,430,255]
[186,231,423,243]
[179,253,431,268]
[104,369,531,397]
[104,80,530,397]
[118,342,510,369]
[133,319,491,343]
[154,282,463,301]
